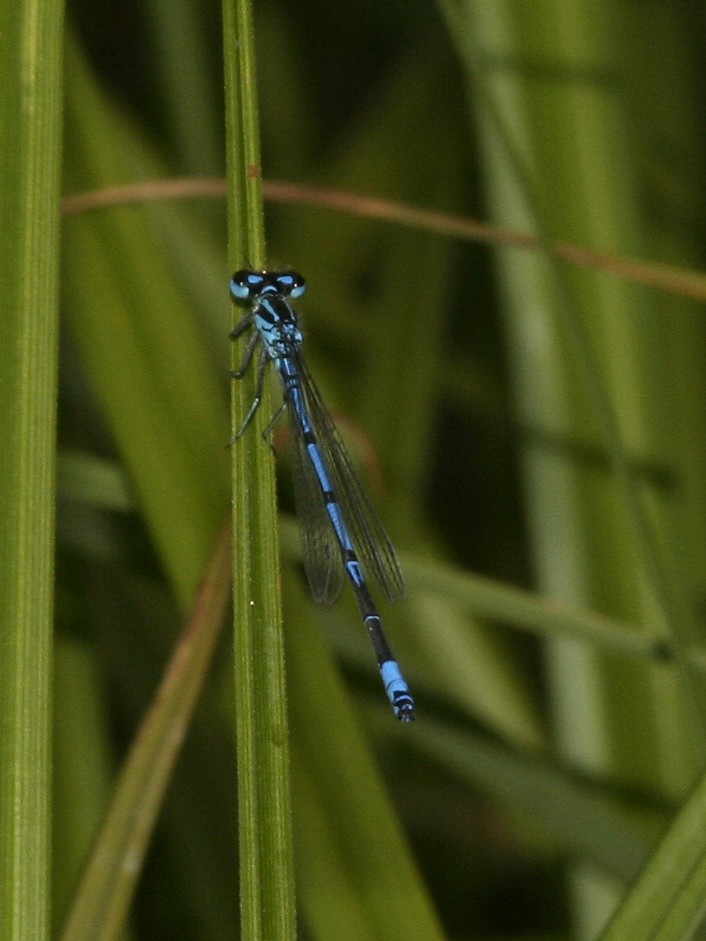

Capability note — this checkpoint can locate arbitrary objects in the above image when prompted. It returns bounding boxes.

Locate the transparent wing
[291,353,406,604]
[288,406,345,604]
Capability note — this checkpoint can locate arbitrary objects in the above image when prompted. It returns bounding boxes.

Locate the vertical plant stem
[0,0,63,939]
[222,0,296,937]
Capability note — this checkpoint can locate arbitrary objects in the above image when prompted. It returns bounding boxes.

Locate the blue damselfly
[230,269,414,722]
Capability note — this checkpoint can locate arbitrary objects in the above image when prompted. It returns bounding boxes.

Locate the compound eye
[276,271,306,299]
[230,270,265,300]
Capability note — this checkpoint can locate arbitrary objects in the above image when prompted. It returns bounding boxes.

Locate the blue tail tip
[380,661,415,722]
[395,696,415,722]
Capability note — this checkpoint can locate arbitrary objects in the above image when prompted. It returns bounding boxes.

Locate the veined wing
[293,353,406,604]
[288,400,345,604]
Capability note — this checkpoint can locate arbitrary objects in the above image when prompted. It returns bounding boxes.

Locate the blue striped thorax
[231,270,305,359]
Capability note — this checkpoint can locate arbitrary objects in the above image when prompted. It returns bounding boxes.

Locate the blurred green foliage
[50,1,706,939]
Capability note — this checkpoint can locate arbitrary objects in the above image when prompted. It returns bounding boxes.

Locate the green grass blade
[0,0,63,938]
[223,0,296,936]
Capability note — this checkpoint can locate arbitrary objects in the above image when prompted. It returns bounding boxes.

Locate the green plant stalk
[223,0,296,937]
[0,0,63,938]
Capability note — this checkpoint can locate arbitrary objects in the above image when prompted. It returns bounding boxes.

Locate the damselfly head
[231,269,306,303]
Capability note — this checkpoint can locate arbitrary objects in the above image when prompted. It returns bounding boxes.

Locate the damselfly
[230,269,415,722]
